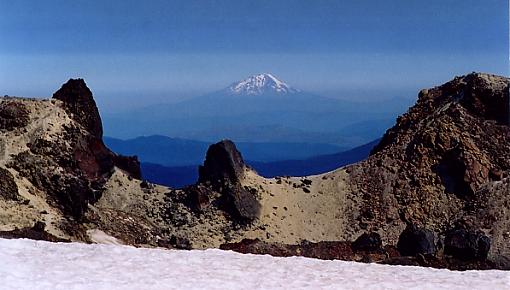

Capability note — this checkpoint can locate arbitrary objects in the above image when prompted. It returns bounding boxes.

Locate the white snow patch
[228,73,299,95]
[0,238,508,290]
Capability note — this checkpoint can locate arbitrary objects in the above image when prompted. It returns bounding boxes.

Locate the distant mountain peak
[227,73,299,95]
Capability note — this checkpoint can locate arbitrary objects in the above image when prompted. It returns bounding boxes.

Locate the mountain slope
[163,73,509,267]
[1,73,508,270]
[0,80,168,245]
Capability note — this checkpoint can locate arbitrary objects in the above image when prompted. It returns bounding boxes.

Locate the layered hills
[0,73,508,269]
[103,73,407,147]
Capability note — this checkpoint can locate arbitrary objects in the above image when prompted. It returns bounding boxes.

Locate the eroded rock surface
[0,168,20,201]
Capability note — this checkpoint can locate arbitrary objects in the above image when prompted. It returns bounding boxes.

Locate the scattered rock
[302,179,312,186]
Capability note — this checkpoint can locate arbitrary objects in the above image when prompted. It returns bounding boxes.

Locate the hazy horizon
[1,0,508,113]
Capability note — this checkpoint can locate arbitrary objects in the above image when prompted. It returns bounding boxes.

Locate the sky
[0,0,508,113]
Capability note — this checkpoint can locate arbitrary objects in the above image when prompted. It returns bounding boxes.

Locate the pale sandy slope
[239,168,363,245]
[0,98,75,238]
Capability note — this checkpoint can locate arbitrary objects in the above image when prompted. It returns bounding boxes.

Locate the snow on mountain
[1,238,509,290]
[227,73,300,95]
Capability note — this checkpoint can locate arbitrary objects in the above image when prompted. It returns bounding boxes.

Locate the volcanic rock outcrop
[52,78,103,139]
[198,140,246,185]
[349,73,509,257]
[187,140,260,222]
[0,79,145,242]
[0,73,508,270]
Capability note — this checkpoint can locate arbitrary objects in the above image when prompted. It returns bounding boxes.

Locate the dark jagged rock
[53,78,103,138]
[397,224,436,256]
[0,167,20,201]
[444,228,491,261]
[221,239,354,260]
[168,235,192,250]
[0,100,29,131]
[352,232,383,252]
[179,140,262,223]
[381,254,501,271]
[198,140,246,186]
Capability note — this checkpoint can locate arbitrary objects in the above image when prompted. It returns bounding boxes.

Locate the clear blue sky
[0,0,508,112]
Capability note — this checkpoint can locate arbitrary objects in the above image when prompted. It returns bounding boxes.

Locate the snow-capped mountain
[104,72,405,145]
[227,73,300,95]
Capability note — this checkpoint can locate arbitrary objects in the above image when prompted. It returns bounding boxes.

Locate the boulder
[397,224,436,256]
[352,232,382,252]
[444,228,490,261]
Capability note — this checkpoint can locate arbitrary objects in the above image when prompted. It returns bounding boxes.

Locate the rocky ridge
[0,73,508,270]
